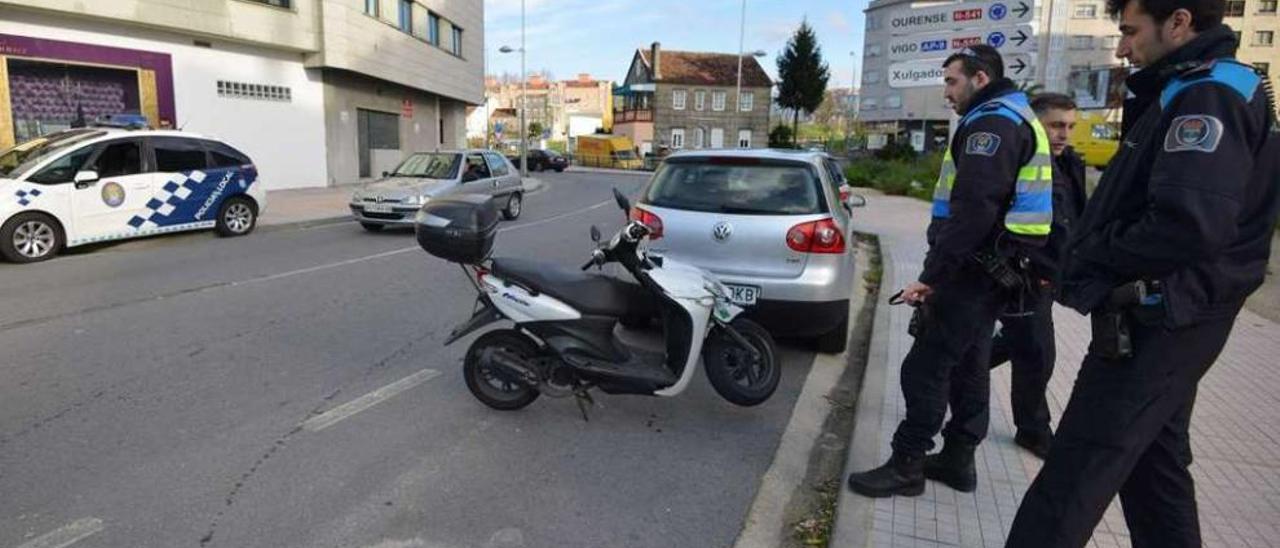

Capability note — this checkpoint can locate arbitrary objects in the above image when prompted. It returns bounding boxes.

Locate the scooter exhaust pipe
[479,347,542,387]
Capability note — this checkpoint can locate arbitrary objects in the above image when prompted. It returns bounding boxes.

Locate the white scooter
[416,189,781,418]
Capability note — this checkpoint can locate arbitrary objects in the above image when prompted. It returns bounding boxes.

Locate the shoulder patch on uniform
[1163,114,1224,153]
[965,132,1002,156]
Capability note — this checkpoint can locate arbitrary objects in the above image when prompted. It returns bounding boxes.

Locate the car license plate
[726,284,760,306]
[364,203,394,214]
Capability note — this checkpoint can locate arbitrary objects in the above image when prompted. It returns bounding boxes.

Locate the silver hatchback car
[633,149,862,353]
[350,150,523,231]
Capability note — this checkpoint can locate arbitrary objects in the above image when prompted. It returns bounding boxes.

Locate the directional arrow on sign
[1013,1,1031,17]
[1010,57,1029,75]
[1012,28,1030,46]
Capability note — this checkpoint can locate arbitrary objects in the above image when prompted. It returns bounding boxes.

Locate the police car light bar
[92,113,151,129]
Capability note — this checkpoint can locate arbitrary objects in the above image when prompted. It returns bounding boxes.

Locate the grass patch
[845,153,942,202]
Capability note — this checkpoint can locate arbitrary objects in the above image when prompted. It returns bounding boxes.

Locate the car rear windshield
[393,153,460,179]
[643,158,825,215]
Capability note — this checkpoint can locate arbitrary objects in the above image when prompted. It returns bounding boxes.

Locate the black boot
[924,441,977,492]
[1014,429,1053,460]
[847,452,925,498]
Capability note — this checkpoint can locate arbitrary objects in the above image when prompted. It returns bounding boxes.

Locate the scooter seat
[490,257,642,318]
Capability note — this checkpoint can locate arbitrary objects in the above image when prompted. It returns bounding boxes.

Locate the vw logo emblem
[712,221,733,243]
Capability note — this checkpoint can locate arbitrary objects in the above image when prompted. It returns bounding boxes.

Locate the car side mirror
[846,194,867,208]
[590,225,601,242]
[382,171,390,177]
[74,170,99,186]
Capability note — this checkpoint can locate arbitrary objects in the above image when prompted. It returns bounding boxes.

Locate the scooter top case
[415,194,500,264]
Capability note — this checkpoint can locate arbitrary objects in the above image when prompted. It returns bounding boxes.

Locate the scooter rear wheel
[464,329,542,410]
[703,319,781,407]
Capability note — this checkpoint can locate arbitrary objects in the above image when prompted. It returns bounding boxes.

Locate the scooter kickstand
[574,389,595,422]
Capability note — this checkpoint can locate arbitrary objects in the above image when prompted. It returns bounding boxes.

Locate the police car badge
[101,182,126,208]
[1164,115,1223,153]
[965,132,1002,156]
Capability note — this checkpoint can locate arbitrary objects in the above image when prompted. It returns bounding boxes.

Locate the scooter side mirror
[612,188,631,216]
[590,225,601,242]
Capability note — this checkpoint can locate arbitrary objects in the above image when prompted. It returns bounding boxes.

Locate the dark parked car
[507,149,568,172]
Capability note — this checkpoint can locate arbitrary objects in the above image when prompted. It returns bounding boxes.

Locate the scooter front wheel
[464,329,542,410]
[703,319,781,407]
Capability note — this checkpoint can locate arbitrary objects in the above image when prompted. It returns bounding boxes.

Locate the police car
[0,123,266,263]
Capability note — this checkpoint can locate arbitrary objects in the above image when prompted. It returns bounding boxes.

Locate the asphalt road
[0,171,817,548]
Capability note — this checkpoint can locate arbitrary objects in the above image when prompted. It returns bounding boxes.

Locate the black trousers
[1005,313,1236,548]
[891,275,1005,457]
[989,291,1056,436]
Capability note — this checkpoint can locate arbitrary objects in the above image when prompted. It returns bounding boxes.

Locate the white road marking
[302,368,442,432]
[17,518,104,548]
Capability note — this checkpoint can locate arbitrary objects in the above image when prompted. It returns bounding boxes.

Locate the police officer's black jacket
[920,78,1037,287]
[1059,25,1280,327]
[1028,147,1088,284]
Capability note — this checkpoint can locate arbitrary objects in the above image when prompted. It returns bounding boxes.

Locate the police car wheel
[1,212,63,263]
[216,197,257,237]
[502,192,523,220]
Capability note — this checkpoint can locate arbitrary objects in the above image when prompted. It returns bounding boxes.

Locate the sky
[483,0,869,89]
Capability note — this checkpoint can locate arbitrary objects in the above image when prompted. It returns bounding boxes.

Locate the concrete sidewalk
[834,194,1280,548]
[258,178,544,228]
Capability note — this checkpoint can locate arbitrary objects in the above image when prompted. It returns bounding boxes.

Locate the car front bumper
[349,204,421,225]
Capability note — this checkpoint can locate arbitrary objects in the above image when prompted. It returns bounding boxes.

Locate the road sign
[885,0,1034,35]
[888,53,1036,88]
[887,24,1037,62]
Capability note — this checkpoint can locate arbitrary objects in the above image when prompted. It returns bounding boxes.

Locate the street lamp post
[733,0,767,148]
[498,0,528,176]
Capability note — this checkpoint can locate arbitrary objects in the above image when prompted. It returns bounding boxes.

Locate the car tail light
[786,218,845,254]
[629,207,664,240]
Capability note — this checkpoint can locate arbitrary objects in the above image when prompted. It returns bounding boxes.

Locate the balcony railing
[614,109,654,123]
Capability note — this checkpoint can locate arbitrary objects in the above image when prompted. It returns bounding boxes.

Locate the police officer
[1006,0,1280,545]
[988,93,1089,460]
[848,45,1055,497]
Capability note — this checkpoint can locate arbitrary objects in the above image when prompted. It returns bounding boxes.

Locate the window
[860,98,878,111]
[245,0,291,7]
[484,153,510,177]
[1071,36,1095,49]
[364,0,379,16]
[89,140,144,177]
[391,153,459,178]
[693,128,705,149]
[710,128,724,148]
[643,161,824,215]
[217,80,291,102]
[1102,35,1120,49]
[671,128,685,149]
[451,26,463,56]
[712,91,726,111]
[1256,62,1272,74]
[695,90,706,111]
[1262,0,1277,12]
[1256,30,1275,45]
[737,129,752,148]
[1073,4,1098,17]
[1226,0,1246,16]
[740,92,754,111]
[463,155,492,180]
[398,0,413,32]
[863,70,882,84]
[28,146,94,185]
[885,95,903,108]
[866,44,882,58]
[673,90,687,110]
[205,141,252,168]
[1236,30,1244,43]
[428,12,441,45]
[152,137,209,172]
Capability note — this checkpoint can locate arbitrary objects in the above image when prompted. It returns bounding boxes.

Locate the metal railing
[569,154,659,172]
[613,110,654,123]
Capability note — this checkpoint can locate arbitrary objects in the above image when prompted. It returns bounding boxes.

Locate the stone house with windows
[613,42,771,156]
